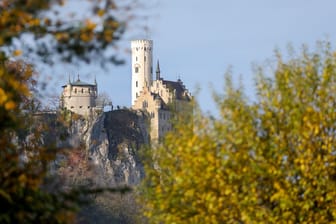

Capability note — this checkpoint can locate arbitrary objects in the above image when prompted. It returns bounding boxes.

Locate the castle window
[136,56,138,61]
[88,88,90,93]
[136,93,138,98]
[144,47,146,51]
[135,67,139,73]
[136,81,138,87]
[74,88,77,93]
[88,106,90,109]
[81,88,83,93]
[144,56,146,61]
[71,106,74,109]
[79,106,82,108]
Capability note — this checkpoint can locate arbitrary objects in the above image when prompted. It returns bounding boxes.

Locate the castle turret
[61,76,97,116]
[156,60,161,80]
[131,39,153,106]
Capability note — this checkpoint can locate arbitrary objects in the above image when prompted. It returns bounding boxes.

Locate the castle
[60,39,192,141]
[60,75,101,116]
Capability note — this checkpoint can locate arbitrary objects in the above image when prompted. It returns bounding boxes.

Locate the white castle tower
[131,39,153,105]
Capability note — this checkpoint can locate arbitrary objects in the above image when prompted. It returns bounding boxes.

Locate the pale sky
[48,0,336,113]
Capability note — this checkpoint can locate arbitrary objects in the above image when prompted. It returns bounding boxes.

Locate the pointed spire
[77,74,80,81]
[94,75,97,85]
[68,74,71,84]
[156,60,161,80]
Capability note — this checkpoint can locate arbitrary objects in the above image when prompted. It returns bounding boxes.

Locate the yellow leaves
[0,88,16,110]
[18,174,27,186]
[141,42,336,223]
[5,101,16,110]
[97,9,105,17]
[27,18,40,26]
[271,182,286,203]
[12,49,22,57]
[85,19,97,30]
[0,88,8,105]
[55,32,69,42]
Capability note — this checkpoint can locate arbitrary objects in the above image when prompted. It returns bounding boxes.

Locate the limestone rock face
[69,110,148,186]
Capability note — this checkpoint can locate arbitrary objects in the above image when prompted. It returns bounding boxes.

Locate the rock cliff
[60,109,149,186]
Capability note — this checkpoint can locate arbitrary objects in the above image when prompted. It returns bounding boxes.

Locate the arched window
[74,88,77,93]
[135,67,139,73]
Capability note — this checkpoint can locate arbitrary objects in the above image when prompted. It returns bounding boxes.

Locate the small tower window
[135,67,139,73]
[136,81,138,87]
[81,88,83,93]
[136,56,138,61]
[74,88,77,93]
[144,47,146,51]
[144,56,146,61]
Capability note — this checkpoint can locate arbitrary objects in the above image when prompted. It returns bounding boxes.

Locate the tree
[97,91,112,111]
[0,1,136,223]
[0,0,134,65]
[141,42,336,223]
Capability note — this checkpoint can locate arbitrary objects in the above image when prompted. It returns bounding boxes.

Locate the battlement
[131,39,153,51]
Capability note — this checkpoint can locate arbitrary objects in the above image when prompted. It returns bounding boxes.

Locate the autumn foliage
[0,0,134,223]
[141,43,336,223]
[0,0,128,64]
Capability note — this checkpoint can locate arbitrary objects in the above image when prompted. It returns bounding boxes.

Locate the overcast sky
[49,0,336,113]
